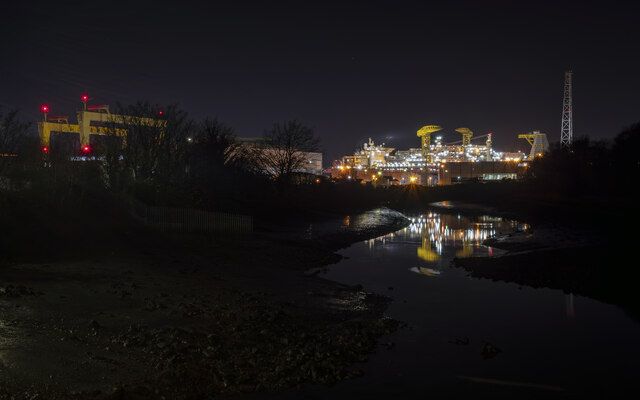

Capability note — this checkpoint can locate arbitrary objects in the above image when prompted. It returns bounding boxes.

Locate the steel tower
[560,70,573,148]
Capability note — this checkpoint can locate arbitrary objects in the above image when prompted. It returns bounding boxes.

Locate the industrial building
[332,126,539,185]
[236,137,323,176]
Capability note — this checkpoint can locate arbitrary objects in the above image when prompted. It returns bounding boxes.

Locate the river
[270,209,640,398]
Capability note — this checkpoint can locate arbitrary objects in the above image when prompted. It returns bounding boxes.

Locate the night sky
[2,0,638,163]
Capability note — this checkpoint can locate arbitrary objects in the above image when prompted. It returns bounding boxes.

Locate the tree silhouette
[100,102,193,196]
[611,122,640,187]
[261,120,320,184]
[188,118,238,182]
[0,108,30,177]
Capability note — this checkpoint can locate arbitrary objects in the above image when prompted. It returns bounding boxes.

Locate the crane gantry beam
[37,122,128,148]
[444,133,490,146]
[77,110,162,147]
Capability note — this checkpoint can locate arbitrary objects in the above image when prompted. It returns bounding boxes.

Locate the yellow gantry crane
[416,125,443,163]
[37,96,164,154]
[455,127,473,146]
[518,130,549,159]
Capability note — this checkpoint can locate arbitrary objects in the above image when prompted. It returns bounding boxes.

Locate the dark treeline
[1,103,638,258]
[0,103,417,222]
[0,103,309,213]
[0,104,389,260]
[527,123,639,197]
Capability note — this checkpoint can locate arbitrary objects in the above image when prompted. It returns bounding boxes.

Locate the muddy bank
[453,227,639,319]
[427,200,639,317]
[298,208,410,251]
[256,207,410,252]
[0,209,408,399]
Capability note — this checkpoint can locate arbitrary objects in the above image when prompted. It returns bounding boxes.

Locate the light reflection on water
[315,210,640,398]
[365,212,528,270]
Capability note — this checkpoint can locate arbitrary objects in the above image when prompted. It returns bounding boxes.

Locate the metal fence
[121,194,252,234]
[147,206,252,233]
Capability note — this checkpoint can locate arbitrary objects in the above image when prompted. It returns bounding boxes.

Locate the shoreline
[444,206,639,320]
[0,207,410,399]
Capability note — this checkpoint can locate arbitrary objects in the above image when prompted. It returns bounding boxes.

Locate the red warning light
[41,105,49,113]
[81,145,90,153]
[158,110,164,116]
[42,146,49,153]
[81,95,88,102]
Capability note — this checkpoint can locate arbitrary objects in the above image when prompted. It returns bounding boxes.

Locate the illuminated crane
[518,131,549,159]
[455,127,473,146]
[37,95,164,154]
[416,125,443,163]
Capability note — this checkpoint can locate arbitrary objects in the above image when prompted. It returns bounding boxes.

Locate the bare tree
[261,120,320,184]
[189,118,236,179]
[103,102,193,192]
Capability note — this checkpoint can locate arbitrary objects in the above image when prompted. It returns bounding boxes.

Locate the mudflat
[0,214,407,399]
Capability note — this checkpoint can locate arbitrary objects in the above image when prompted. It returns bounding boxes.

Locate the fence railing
[120,194,253,234]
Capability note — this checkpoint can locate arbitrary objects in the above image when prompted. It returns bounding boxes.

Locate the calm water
[294,211,640,398]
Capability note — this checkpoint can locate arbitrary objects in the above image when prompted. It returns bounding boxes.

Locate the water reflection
[319,210,640,398]
[366,212,529,264]
[409,266,441,277]
[340,215,351,230]
[566,293,575,319]
[338,208,406,233]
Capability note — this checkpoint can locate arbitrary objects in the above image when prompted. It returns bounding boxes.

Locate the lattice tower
[560,70,573,149]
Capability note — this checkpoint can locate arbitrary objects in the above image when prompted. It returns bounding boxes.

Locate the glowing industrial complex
[331,127,549,185]
[332,70,573,186]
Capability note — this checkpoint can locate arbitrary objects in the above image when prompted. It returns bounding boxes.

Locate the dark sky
[1,0,638,163]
